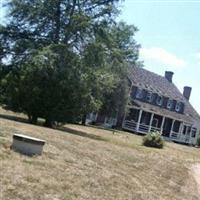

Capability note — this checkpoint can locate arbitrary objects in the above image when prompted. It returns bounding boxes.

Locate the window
[182,125,187,135]
[167,99,173,109]
[146,92,153,102]
[187,126,191,136]
[156,96,163,106]
[152,118,158,127]
[175,102,182,112]
[191,128,197,138]
[136,88,143,99]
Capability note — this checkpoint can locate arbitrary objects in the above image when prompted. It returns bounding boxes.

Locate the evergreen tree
[0,0,140,127]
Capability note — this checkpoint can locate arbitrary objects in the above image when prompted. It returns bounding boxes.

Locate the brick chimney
[183,86,192,101]
[165,71,174,83]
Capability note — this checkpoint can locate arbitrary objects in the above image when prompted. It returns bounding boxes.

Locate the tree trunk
[81,114,87,126]
[116,110,124,128]
[31,115,38,124]
[28,114,32,123]
[44,118,54,128]
[28,114,38,124]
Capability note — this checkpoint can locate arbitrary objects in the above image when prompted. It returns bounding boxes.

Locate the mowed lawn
[0,109,200,200]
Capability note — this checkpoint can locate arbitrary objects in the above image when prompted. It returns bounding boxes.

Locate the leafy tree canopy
[0,0,141,127]
[1,0,121,62]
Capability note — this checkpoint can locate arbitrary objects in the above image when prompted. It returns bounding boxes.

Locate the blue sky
[120,0,200,114]
[0,0,200,113]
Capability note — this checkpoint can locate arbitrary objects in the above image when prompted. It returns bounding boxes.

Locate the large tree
[0,0,140,127]
[2,43,120,125]
[82,21,140,124]
[0,0,120,60]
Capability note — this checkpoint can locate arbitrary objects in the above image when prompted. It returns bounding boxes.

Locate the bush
[143,132,164,149]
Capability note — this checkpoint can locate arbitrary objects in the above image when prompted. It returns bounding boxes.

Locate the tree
[1,43,117,126]
[84,22,141,124]
[0,0,141,127]
[0,0,121,61]
[2,45,84,125]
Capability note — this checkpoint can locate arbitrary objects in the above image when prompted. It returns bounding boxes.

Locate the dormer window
[146,92,153,102]
[136,88,143,99]
[156,96,163,106]
[175,102,181,112]
[167,99,173,109]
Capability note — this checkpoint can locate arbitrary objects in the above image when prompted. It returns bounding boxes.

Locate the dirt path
[191,164,200,194]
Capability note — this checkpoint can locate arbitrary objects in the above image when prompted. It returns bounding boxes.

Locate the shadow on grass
[0,113,45,128]
[58,126,109,142]
[88,124,121,133]
[0,113,108,142]
[0,114,29,124]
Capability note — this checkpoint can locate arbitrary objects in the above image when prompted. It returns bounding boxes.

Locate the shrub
[143,132,164,149]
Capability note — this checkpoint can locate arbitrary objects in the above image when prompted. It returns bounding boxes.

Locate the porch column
[189,126,192,139]
[136,110,143,131]
[185,126,189,136]
[148,113,154,132]
[169,119,175,138]
[179,122,184,134]
[122,108,128,128]
[160,116,165,134]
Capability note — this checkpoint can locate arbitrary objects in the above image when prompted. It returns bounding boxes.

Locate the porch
[122,107,197,145]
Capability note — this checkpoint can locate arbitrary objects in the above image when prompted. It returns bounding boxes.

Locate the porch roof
[130,99,194,124]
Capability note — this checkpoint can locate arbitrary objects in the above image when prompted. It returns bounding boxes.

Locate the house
[88,67,200,145]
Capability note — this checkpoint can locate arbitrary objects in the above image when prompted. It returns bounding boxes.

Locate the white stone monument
[12,134,46,156]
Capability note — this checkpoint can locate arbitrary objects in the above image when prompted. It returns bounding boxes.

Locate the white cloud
[140,47,186,68]
[195,52,200,59]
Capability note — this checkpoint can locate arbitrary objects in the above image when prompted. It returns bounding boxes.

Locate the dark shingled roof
[128,67,200,124]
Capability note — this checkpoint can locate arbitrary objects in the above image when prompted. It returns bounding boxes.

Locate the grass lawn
[0,108,200,200]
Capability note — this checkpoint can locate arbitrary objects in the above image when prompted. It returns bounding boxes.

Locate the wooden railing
[123,120,196,145]
[170,131,180,139]
[170,131,191,143]
[123,120,137,131]
[150,126,161,133]
[139,123,149,133]
[123,120,161,134]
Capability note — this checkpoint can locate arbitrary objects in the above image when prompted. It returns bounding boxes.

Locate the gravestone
[12,134,45,156]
